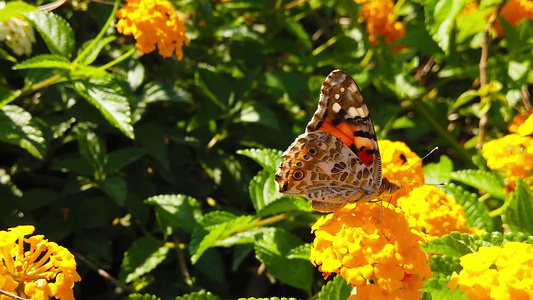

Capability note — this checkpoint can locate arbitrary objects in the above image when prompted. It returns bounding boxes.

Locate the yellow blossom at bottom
[396,186,480,237]
[310,203,432,299]
[447,242,533,299]
[0,225,81,300]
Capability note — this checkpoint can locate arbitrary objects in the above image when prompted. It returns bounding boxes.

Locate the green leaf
[424,155,454,185]
[25,11,75,58]
[450,169,506,200]
[422,278,467,300]
[429,255,462,280]
[145,194,202,234]
[422,0,468,54]
[479,231,533,246]
[98,176,127,206]
[142,82,192,103]
[0,87,21,109]
[13,54,71,70]
[119,237,170,284]
[0,47,17,63]
[287,243,311,260]
[136,124,169,170]
[0,1,38,21]
[237,148,283,173]
[451,90,479,111]
[76,36,117,65]
[317,275,353,300]
[282,17,312,50]
[127,294,161,300]
[421,232,480,257]
[257,196,313,218]
[73,79,134,139]
[174,291,221,300]
[441,183,500,232]
[105,147,147,173]
[249,169,282,213]
[190,215,257,264]
[254,228,312,291]
[76,126,107,178]
[0,105,45,158]
[503,179,533,235]
[236,103,280,130]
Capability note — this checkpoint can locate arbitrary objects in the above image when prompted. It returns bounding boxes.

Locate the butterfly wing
[275,70,383,212]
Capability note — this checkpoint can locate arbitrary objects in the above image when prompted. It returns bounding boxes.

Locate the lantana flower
[508,111,533,136]
[310,202,432,299]
[378,140,425,205]
[354,0,406,51]
[396,185,483,237]
[0,2,36,56]
[482,134,533,182]
[0,225,81,300]
[116,0,189,59]
[447,242,533,299]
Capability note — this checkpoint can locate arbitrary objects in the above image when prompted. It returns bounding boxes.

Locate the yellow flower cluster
[0,225,81,300]
[116,0,188,59]
[508,112,533,136]
[378,140,424,205]
[396,186,481,237]
[495,0,533,37]
[355,0,406,51]
[482,110,533,187]
[447,242,533,299]
[462,0,533,38]
[310,203,432,299]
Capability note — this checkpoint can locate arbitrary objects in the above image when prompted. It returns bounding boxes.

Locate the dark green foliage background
[1,0,532,299]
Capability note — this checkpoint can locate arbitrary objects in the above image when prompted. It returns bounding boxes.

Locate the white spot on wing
[340,87,345,93]
[356,106,368,117]
[332,102,341,113]
[347,107,358,118]
[334,94,340,100]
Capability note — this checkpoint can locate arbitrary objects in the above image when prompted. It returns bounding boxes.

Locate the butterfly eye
[292,170,304,180]
[296,161,303,168]
[308,147,317,155]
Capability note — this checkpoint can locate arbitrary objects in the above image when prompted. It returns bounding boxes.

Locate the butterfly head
[379,177,403,197]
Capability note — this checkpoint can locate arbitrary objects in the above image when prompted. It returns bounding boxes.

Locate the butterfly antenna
[392,146,441,184]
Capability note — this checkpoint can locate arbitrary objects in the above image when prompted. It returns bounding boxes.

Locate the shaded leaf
[105,147,147,173]
[237,103,280,130]
[142,82,192,103]
[503,179,533,235]
[145,194,202,234]
[429,255,461,280]
[98,176,128,206]
[0,87,21,110]
[127,294,161,300]
[76,126,106,178]
[0,105,45,158]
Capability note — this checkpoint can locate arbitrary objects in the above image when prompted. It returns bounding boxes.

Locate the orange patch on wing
[319,117,355,147]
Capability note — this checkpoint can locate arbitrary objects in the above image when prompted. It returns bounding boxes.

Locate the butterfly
[275,70,403,212]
